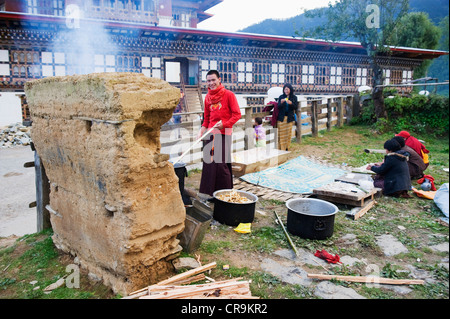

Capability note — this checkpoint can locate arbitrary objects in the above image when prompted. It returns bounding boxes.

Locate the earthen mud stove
[25,73,185,295]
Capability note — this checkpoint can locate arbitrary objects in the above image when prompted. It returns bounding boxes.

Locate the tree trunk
[371,60,387,119]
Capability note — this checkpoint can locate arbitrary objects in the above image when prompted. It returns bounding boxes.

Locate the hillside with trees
[240,0,448,95]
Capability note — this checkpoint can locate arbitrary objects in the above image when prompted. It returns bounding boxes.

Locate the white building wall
[0,93,23,127]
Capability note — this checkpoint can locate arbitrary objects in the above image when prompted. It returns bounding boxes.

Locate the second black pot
[286,198,339,240]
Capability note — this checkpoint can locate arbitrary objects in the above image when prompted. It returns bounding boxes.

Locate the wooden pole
[295,107,302,143]
[311,100,318,137]
[337,97,344,128]
[326,98,332,132]
[353,200,376,220]
[244,107,253,150]
[307,273,425,285]
[125,262,217,298]
[34,149,51,232]
[346,96,353,125]
[274,211,299,257]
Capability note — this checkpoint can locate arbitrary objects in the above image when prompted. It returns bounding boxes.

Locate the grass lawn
[1,125,448,299]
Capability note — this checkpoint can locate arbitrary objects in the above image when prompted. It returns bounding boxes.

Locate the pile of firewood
[124,262,258,299]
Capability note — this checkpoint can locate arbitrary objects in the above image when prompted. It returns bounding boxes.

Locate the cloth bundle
[314,249,341,264]
[234,223,252,234]
[417,174,436,191]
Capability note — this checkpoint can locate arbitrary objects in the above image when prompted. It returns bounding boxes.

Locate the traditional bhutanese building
[0,0,447,125]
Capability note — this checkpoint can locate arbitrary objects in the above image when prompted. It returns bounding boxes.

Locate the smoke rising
[49,4,120,76]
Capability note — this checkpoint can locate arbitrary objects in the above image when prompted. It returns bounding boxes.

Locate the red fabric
[396,131,410,139]
[205,84,226,105]
[396,131,429,159]
[266,101,279,127]
[417,175,436,191]
[203,87,241,135]
[314,250,341,264]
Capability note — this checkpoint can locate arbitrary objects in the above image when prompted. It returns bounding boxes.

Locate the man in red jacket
[198,70,242,197]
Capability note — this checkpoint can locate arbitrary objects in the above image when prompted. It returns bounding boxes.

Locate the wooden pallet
[233,178,307,202]
[312,182,380,207]
[232,148,290,178]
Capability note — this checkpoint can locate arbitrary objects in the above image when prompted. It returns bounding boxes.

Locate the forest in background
[240,0,449,95]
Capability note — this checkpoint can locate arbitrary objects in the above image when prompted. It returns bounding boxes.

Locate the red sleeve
[202,99,210,128]
[421,143,430,154]
[222,91,241,128]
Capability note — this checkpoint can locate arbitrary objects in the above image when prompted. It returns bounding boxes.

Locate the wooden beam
[352,200,376,220]
[34,151,51,231]
[326,98,332,132]
[311,100,318,137]
[126,262,217,298]
[307,274,425,285]
[337,97,344,127]
[295,107,302,143]
[140,280,251,299]
[364,148,386,154]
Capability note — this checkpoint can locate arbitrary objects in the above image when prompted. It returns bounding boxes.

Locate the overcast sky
[197,0,334,32]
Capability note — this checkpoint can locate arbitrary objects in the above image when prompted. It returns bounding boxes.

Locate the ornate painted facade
[0,0,446,123]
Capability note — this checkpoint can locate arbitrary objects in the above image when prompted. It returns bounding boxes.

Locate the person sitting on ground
[366,138,412,198]
[393,135,426,180]
[395,130,430,168]
[254,117,266,147]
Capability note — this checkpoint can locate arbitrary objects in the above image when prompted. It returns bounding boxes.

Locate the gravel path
[0,146,37,237]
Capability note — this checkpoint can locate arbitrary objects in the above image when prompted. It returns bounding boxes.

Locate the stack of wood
[123,262,258,299]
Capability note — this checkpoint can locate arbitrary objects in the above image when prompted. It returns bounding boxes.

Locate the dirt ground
[1,127,448,299]
[182,128,449,299]
[0,146,37,237]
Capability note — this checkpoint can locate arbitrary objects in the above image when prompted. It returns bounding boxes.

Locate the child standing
[254,117,266,147]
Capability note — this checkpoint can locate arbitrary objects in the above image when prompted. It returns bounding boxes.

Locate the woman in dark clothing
[366,139,412,198]
[392,136,426,179]
[276,83,298,151]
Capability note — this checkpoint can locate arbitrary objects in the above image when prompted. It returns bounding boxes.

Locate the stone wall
[25,73,185,294]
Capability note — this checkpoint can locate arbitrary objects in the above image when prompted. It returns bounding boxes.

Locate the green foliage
[353,93,449,135]
[390,12,442,79]
[301,0,409,53]
[381,263,410,279]
[391,12,441,49]
[0,229,116,299]
[384,94,449,135]
[428,15,449,96]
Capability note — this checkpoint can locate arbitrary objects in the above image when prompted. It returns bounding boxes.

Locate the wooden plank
[364,148,386,154]
[140,280,251,299]
[262,192,276,200]
[311,100,318,137]
[334,173,373,185]
[270,193,285,201]
[157,262,217,286]
[253,188,267,196]
[126,262,217,297]
[313,182,377,201]
[277,193,293,202]
[314,194,366,207]
[313,188,367,201]
[307,274,425,285]
[348,200,377,220]
[255,188,269,196]
[169,274,206,286]
[34,151,51,231]
[147,278,243,293]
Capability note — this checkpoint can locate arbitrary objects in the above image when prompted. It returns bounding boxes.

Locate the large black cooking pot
[286,198,339,240]
[212,189,258,226]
